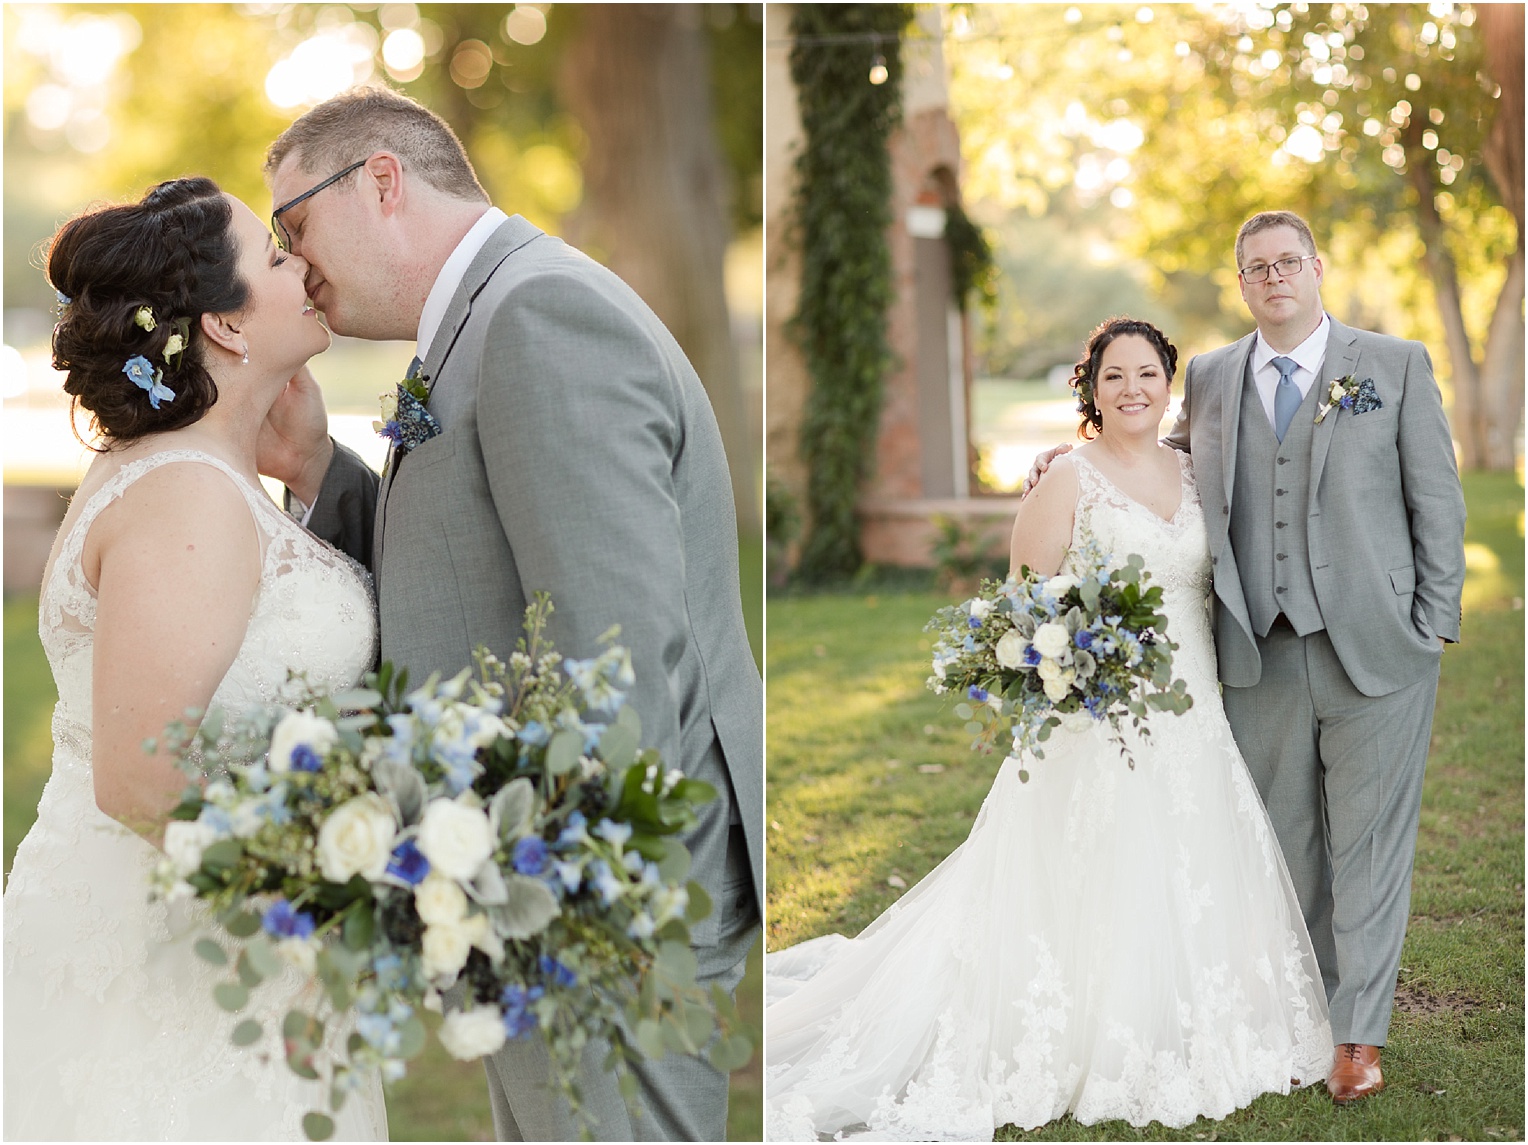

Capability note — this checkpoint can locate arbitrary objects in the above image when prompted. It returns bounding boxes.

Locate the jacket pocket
[1389,565,1416,595]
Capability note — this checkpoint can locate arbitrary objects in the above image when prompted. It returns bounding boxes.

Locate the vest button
[1276,586,1287,594]
[1223,507,1230,516]
[1275,488,1286,496]
[1276,521,1287,529]
[1276,553,1287,560]
[1277,456,1289,464]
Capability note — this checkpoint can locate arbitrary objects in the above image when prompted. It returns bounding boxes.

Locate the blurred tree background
[943,1,1520,486]
[3,1,763,529]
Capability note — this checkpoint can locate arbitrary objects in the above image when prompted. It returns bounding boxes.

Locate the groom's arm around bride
[259,85,762,1141]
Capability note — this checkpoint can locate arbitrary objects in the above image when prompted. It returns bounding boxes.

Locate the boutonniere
[1315,374,1382,424]
[374,370,442,452]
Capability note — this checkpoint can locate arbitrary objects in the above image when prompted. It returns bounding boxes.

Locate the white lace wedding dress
[764,452,1333,1141]
[4,449,389,1141]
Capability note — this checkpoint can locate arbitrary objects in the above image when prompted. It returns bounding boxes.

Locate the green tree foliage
[789,2,913,583]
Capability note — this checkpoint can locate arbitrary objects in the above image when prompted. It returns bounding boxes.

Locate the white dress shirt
[416,206,509,362]
[1249,312,1329,427]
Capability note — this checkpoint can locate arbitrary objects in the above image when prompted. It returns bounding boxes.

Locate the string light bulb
[868,53,889,84]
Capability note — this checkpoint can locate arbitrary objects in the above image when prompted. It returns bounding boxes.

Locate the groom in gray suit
[256,86,761,1141]
[1031,211,1466,1103]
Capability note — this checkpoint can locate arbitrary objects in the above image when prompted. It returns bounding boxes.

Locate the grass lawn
[766,470,1524,1141]
[4,532,764,1140]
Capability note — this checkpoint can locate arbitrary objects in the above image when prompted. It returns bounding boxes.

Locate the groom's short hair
[266,85,489,205]
[1235,211,1317,268]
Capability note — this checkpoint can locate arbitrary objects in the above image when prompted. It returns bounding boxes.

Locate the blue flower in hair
[55,290,71,307]
[122,355,176,410]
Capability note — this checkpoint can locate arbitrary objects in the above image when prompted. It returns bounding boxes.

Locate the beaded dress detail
[4,450,388,1141]
[764,451,1332,1141]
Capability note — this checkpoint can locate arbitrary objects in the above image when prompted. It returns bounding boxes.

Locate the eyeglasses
[271,159,367,252]
[1239,254,1317,283]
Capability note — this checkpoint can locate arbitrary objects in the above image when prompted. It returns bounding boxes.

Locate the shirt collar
[416,206,509,362]
[1252,312,1329,376]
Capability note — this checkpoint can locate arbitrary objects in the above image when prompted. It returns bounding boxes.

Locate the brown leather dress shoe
[1326,1043,1384,1103]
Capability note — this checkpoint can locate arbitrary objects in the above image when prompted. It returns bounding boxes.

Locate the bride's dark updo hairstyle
[48,177,249,445]
[1070,316,1179,440]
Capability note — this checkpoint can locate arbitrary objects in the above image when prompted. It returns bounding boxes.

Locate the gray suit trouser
[1223,626,1440,1048]
[482,815,758,1141]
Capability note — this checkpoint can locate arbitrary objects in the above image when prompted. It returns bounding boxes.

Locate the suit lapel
[1220,333,1257,510]
[374,214,546,572]
[1308,314,1358,502]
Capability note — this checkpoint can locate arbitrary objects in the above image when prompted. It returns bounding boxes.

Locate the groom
[1029,211,1466,1103]
[256,86,762,1140]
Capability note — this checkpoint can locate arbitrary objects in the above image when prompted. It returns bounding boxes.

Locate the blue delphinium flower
[198,805,233,836]
[538,955,576,988]
[1074,630,1093,650]
[121,355,176,409]
[555,810,588,849]
[501,984,545,1039]
[386,838,431,885]
[263,898,316,940]
[968,685,989,702]
[590,860,624,906]
[1083,693,1108,720]
[289,743,324,773]
[967,615,982,629]
[356,1010,403,1055]
[594,819,632,849]
[517,721,551,747]
[512,835,549,876]
[1023,644,1042,667]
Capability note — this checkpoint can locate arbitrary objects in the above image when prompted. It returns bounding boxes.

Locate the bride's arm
[1008,455,1078,578]
[88,463,261,845]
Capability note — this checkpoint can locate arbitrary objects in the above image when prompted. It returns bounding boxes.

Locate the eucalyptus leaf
[303,1111,334,1140]
[194,938,228,966]
[329,687,383,711]
[546,729,583,776]
[236,949,263,988]
[685,880,712,924]
[684,1002,713,1047]
[201,839,243,872]
[397,1015,428,1059]
[635,1019,666,1060]
[953,702,974,721]
[708,1032,754,1072]
[284,1009,322,1042]
[655,939,698,984]
[654,839,692,885]
[598,720,639,772]
[221,909,261,938]
[662,1020,694,1054]
[231,1019,263,1046]
[213,982,249,1012]
[342,904,375,951]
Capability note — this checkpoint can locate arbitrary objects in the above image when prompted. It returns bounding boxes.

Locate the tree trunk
[1477,2,1525,471]
[1403,113,1484,466]
[558,5,760,534]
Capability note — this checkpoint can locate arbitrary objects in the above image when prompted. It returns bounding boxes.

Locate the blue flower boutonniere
[374,369,442,453]
[1315,374,1382,424]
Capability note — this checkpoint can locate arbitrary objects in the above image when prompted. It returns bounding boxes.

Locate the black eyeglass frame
[271,159,368,252]
[1238,253,1318,284]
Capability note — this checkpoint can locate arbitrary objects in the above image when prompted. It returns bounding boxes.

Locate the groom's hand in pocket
[259,365,334,507]
[1022,444,1074,499]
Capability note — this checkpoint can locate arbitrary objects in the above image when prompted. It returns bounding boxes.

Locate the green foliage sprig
[788,3,914,582]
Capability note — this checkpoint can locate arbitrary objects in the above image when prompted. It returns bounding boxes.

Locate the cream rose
[1043,675,1071,703]
[316,793,396,884]
[417,798,495,881]
[269,710,339,774]
[1041,574,1078,598]
[1031,622,1071,660]
[994,630,1029,670]
[414,872,469,926]
[1036,657,1062,682]
[163,820,218,875]
[421,920,473,979]
[439,1006,508,1060]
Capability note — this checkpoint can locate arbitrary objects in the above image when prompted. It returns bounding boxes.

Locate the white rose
[994,630,1029,670]
[1043,675,1070,703]
[269,710,339,774]
[276,937,318,976]
[968,598,992,620]
[421,920,473,979]
[378,391,398,421]
[1031,622,1072,660]
[417,798,495,881]
[1061,710,1095,733]
[1041,574,1078,598]
[414,872,469,926]
[439,1006,507,1060]
[316,793,396,884]
[1036,657,1062,682]
[163,820,218,875]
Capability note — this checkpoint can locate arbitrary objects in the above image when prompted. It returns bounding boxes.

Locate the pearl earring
[241,343,249,365]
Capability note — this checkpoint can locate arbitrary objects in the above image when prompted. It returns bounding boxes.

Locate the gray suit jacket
[308,215,763,910]
[1165,314,1466,697]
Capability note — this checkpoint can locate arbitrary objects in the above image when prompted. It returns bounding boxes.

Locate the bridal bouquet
[925,537,1193,780]
[148,596,753,1140]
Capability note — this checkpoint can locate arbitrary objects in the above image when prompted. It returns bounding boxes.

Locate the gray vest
[1230,360,1326,637]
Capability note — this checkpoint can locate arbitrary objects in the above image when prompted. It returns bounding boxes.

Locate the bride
[4,177,388,1140]
[764,318,1333,1141]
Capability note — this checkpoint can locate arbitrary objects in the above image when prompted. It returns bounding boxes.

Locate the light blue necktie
[1271,356,1301,443]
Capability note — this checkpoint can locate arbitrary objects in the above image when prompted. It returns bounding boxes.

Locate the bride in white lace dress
[765,319,1332,1141]
[4,178,387,1140]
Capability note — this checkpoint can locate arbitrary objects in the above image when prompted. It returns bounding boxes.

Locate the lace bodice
[5,448,385,1140]
[1067,450,1217,691]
